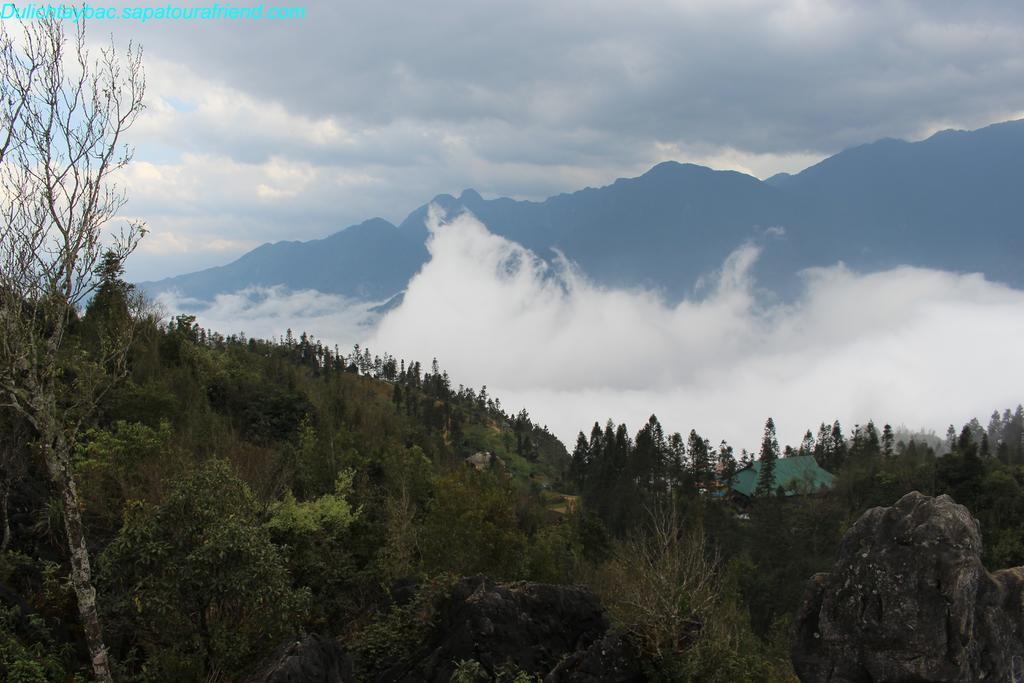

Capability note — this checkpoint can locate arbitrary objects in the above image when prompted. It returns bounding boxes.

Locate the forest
[2,266,1023,680]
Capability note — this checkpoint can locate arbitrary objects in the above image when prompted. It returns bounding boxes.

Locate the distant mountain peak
[641,160,708,177]
[646,160,684,172]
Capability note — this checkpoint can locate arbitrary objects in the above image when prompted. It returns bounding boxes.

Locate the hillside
[4,293,1024,679]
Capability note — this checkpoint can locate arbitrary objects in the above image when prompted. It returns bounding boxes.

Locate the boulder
[247,634,355,683]
[464,451,507,473]
[793,491,1024,682]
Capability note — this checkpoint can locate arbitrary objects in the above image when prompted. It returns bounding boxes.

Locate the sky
[46,0,1024,281]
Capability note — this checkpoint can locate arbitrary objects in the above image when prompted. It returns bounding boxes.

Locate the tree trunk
[42,432,114,683]
[0,470,10,552]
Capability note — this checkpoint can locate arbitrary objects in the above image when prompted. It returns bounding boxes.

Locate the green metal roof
[730,455,835,497]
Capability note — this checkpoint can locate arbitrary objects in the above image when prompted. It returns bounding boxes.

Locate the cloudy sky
[70,0,1024,281]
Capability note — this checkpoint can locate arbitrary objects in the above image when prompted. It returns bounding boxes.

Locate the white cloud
[358,209,1024,451]
[651,142,824,179]
[123,203,1024,452]
[135,229,257,256]
[131,55,360,160]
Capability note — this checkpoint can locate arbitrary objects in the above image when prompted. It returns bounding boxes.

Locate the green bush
[420,470,527,579]
[266,471,359,628]
[0,606,68,683]
[99,460,308,680]
[347,575,454,680]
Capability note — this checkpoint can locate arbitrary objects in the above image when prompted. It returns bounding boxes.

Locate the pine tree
[958,425,976,456]
[754,418,779,497]
[688,429,710,493]
[648,416,668,489]
[1011,406,1024,462]
[881,424,895,457]
[607,423,634,534]
[570,432,589,490]
[667,432,685,490]
[988,410,1004,444]
[863,420,881,458]
[582,422,609,516]
[631,416,664,490]
[813,422,831,467]
[829,421,848,470]
[718,440,737,488]
[798,430,814,457]
[946,424,958,453]
[739,449,753,469]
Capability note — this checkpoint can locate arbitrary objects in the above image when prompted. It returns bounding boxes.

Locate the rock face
[383,576,641,682]
[464,451,506,472]
[246,634,355,683]
[793,491,1024,682]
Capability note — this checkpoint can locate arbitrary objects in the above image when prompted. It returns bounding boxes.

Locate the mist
[159,208,1024,451]
[154,286,382,346]
[370,208,1024,449]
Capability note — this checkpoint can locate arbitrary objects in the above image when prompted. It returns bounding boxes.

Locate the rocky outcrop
[247,634,355,683]
[464,451,507,473]
[793,491,1024,682]
[382,576,636,682]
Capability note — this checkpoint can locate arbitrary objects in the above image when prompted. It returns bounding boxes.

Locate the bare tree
[0,18,145,682]
[593,503,722,660]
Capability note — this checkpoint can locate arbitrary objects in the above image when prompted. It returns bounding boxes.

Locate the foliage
[346,574,455,680]
[266,471,359,628]
[451,658,487,682]
[98,460,308,680]
[525,520,582,584]
[420,469,528,579]
[74,420,180,539]
[591,503,795,681]
[0,606,68,683]
[441,657,542,683]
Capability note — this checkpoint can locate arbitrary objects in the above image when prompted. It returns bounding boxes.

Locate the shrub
[99,460,308,680]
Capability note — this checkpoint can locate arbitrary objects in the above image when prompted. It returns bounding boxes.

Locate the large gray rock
[793,491,1024,682]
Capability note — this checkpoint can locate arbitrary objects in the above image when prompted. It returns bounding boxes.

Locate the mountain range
[140,118,1024,303]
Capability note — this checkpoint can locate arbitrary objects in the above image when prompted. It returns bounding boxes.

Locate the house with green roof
[730,455,835,499]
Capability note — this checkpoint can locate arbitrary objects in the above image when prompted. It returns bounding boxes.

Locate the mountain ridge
[139,118,1024,303]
